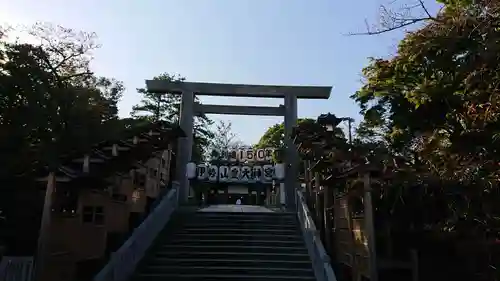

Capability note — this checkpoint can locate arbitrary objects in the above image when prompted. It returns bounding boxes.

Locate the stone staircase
[131,211,317,281]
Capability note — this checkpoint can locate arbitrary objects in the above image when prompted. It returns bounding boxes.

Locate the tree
[132,73,214,162]
[352,1,500,182]
[207,120,244,160]
[0,23,125,177]
[350,3,500,278]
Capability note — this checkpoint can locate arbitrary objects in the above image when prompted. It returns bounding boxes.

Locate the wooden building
[0,122,184,281]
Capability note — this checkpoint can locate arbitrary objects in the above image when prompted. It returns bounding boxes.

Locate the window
[94,206,104,225]
[133,171,146,187]
[82,206,105,225]
[82,206,94,223]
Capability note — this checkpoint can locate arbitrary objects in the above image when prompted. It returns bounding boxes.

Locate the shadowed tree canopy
[131,73,214,162]
[0,23,126,177]
[256,118,345,150]
[352,0,500,184]
[256,119,315,150]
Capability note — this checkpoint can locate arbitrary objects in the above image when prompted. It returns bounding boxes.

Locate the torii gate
[145,81,331,210]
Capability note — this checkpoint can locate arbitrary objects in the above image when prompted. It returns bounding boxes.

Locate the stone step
[170,233,303,241]
[158,245,308,254]
[176,227,299,235]
[181,222,298,229]
[154,251,311,261]
[193,211,296,216]
[191,213,297,220]
[146,258,314,269]
[162,239,305,247]
[143,265,314,277]
[134,273,316,281]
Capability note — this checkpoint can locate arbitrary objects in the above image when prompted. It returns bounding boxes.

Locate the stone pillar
[176,91,194,203]
[284,94,298,210]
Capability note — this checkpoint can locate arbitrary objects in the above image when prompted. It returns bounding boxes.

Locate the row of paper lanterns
[213,148,277,162]
[187,163,285,183]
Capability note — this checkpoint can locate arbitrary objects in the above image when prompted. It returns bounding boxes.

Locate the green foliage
[349,4,500,278]
[256,118,316,149]
[352,1,500,183]
[132,73,214,162]
[0,23,126,176]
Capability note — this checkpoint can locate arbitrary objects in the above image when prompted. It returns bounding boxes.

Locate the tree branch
[348,0,438,36]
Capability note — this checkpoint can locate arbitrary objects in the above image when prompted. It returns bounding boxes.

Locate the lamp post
[317,113,354,144]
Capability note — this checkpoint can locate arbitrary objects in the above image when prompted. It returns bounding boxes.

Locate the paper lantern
[220,150,229,161]
[186,162,196,179]
[229,166,240,182]
[229,150,238,162]
[274,163,285,180]
[208,165,218,182]
[237,149,245,162]
[255,149,266,162]
[196,164,208,180]
[245,149,254,162]
[252,165,263,182]
[219,166,229,182]
[240,166,252,183]
[265,148,274,161]
[262,164,274,182]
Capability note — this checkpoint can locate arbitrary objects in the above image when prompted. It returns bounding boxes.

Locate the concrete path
[198,204,274,213]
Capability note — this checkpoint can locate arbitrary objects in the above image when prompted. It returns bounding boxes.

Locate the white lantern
[220,150,229,161]
[274,163,285,180]
[219,166,229,182]
[229,150,238,162]
[240,166,252,183]
[262,164,274,182]
[208,165,218,182]
[252,165,263,182]
[255,149,266,162]
[245,149,254,162]
[237,149,245,162]
[187,162,197,179]
[229,166,240,182]
[265,148,274,161]
[197,164,208,180]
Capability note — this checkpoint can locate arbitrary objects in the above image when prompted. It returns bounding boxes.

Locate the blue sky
[1,0,440,144]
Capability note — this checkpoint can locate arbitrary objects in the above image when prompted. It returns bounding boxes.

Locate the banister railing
[0,256,34,281]
[93,182,180,281]
[296,188,337,281]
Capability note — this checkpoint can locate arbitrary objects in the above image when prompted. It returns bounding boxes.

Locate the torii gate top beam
[146,81,332,99]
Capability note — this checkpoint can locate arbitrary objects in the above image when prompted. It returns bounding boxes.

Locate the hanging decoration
[197,164,208,180]
[186,146,286,183]
[274,163,285,180]
[208,165,218,182]
[219,165,229,182]
[187,162,196,179]
[229,166,240,182]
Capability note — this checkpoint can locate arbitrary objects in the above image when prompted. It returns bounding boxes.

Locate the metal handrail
[0,256,34,281]
[93,182,180,281]
[296,189,337,281]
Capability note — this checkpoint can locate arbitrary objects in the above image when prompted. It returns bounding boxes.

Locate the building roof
[30,122,184,183]
[146,81,332,99]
